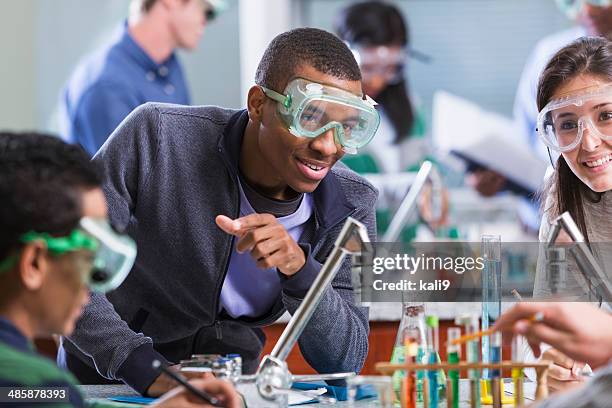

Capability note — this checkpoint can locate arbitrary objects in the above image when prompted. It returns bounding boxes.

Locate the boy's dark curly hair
[0,132,102,260]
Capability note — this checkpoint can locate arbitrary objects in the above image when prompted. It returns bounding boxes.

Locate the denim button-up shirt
[58,23,190,156]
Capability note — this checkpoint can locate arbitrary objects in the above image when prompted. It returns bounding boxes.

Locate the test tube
[417,310,429,404]
[481,235,501,382]
[426,315,439,408]
[426,316,439,353]
[511,336,524,407]
[455,315,480,408]
[490,331,502,408]
[446,328,461,408]
[403,330,419,408]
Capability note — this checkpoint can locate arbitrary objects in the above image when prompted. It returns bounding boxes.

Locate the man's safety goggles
[537,83,612,152]
[261,78,380,154]
[0,218,136,293]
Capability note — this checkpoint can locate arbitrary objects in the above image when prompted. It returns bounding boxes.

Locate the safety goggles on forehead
[261,78,380,154]
[537,83,612,152]
[0,218,136,293]
[556,0,612,18]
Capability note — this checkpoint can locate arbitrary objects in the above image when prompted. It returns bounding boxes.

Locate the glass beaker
[390,302,427,404]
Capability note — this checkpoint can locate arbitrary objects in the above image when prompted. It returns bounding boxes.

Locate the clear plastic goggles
[77,218,137,293]
[261,78,380,154]
[202,0,227,21]
[351,46,407,84]
[555,0,612,19]
[2,218,137,293]
[537,83,612,152]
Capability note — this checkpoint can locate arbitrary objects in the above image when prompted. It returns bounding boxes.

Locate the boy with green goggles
[261,77,380,154]
[0,132,241,408]
[0,217,137,294]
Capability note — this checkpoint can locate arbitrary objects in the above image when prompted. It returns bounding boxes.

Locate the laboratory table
[80,379,534,407]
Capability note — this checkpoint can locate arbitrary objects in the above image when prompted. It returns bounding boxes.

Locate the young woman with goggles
[525,36,612,394]
[537,83,612,155]
[334,0,430,174]
[333,1,449,240]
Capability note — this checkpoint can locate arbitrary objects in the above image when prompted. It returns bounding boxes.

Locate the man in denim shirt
[58,0,223,156]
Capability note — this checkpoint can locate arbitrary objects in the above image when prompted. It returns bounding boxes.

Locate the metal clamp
[239,217,370,406]
[382,160,443,242]
[546,212,612,301]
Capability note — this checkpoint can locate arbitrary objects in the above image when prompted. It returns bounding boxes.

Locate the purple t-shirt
[219,180,313,318]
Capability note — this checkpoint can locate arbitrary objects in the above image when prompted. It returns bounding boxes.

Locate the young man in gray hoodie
[60,27,380,397]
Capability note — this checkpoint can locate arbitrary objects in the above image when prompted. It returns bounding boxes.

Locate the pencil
[152,360,221,406]
[448,312,544,346]
[511,289,523,301]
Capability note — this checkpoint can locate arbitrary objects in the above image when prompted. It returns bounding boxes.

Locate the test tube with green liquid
[455,314,480,408]
[446,328,461,408]
[426,315,445,407]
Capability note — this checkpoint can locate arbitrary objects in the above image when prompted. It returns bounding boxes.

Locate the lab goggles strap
[0,228,99,273]
[261,86,291,109]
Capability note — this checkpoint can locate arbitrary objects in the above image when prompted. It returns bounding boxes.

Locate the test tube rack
[375,361,550,407]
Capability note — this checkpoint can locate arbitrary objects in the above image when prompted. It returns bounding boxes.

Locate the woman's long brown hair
[537,37,612,241]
